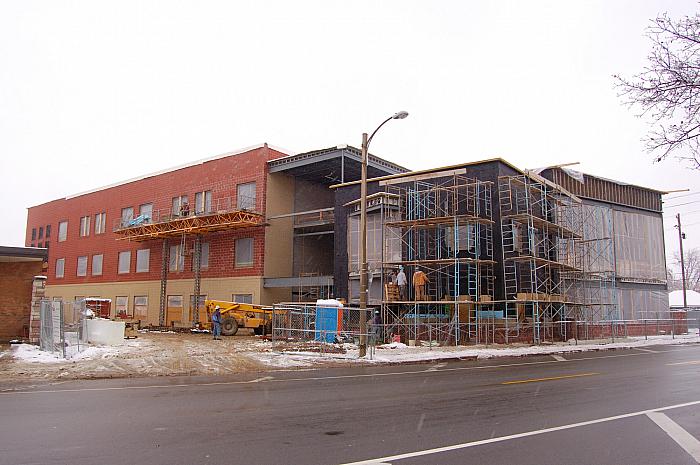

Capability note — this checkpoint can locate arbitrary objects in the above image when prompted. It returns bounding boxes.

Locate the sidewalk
[1,330,698,383]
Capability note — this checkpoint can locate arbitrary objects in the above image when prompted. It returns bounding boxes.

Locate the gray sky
[1,0,698,275]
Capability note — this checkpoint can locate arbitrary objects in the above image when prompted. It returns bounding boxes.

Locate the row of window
[31,224,51,241]
[54,238,254,278]
[66,293,253,319]
[36,183,258,245]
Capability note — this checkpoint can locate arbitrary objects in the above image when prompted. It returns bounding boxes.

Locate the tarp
[669,290,700,308]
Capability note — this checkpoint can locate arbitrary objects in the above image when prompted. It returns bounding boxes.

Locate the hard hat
[215,305,221,310]
[375,310,380,314]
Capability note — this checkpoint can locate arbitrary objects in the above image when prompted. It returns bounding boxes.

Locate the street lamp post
[359,111,409,357]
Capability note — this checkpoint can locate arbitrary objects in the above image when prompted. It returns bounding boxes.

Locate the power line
[665,191,700,201]
[663,199,700,208]
[664,209,700,218]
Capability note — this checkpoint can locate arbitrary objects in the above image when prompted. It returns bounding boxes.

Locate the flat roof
[268,145,408,185]
[0,246,48,262]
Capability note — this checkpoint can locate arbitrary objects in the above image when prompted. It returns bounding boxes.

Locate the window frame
[235,237,254,267]
[136,249,150,273]
[55,258,65,278]
[95,212,106,234]
[236,182,256,210]
[76,255,88,277]
[92,254,103,276]
[79,215,91,237]
[58,221,68,242]
[118,251,131,274]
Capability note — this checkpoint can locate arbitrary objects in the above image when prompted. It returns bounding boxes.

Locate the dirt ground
[0,332,297,384]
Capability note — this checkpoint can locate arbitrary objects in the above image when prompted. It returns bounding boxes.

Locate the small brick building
[0,246,47,342]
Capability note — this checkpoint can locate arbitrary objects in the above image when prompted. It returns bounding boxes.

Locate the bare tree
[615,13,700,168]
[671,248,700,291]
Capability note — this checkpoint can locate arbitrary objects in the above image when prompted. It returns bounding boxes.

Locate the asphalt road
[1,345,700,465]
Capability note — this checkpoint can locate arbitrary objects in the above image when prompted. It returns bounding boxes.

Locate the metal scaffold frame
[498,173,619,343]
[380,174,496,345]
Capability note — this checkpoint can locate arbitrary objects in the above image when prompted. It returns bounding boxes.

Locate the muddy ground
[0,332,319,386]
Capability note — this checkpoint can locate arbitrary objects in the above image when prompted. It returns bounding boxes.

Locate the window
[115,296,130,318]
[201,242,209,268]
[58,221,68,242]
[121,207,134,226]
[79,216,90,237]
[37,242,42,248]
[190,294,207,312]
[92,254,103,276]
[95,212,106,234]
[46,224,51,238]
[237,182,256,210]
[118,251,131,274]
[44,241,49,251]
[169,244,185,272]
[192,242,209,270]
[235,237,253,267]
[194,191,212,214]
[38,226,44,239]
[30,243,35,248]
[134,296,148,319]
[31,228,36,241]
[172,195,189,217]
[55,258,65,278]
[139,203,153,222]
[76,256,88,276]
[232,294,253,304]
[136,249,150,272]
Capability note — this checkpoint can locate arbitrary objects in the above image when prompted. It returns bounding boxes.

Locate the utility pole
[359,132,368,357]
[676,213,687,308]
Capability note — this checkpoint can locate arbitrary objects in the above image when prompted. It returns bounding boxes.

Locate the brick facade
[0,261,44,341]
[26,145,284,289]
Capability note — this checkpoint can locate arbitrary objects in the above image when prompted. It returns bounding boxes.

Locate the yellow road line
[502,372,600,385]
[667,360,700,366]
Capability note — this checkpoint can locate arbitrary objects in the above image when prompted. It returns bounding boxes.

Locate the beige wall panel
[264,172,295,277]
[46,276,266,325]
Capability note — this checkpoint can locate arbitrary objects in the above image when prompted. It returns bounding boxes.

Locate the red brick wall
[26,146,285,286]
[0,261,43,341]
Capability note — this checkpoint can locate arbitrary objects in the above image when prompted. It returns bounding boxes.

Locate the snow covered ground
[1,330,697,383]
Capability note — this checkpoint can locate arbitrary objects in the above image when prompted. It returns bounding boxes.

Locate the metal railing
[113,194,259,231]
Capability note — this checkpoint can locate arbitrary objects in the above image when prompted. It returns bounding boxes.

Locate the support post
[159,239,169,326]
[192,235,202,327]
[359,132,368,357]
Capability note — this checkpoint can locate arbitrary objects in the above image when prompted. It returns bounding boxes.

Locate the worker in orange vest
[413,266,430,301]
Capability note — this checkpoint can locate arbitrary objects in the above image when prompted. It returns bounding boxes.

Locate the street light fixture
[359,111,409,357]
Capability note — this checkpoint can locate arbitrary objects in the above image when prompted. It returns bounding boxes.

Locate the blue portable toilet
[315,299,343,342]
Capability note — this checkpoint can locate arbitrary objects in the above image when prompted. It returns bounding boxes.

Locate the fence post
[611,321,614,343]
[672,318,675,339]
[645,320,647,340]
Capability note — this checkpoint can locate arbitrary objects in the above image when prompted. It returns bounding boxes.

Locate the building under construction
[333,159,669,344]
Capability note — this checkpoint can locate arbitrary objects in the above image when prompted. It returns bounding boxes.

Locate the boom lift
[201,299,273,336]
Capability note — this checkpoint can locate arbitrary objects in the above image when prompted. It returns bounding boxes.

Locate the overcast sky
[1,0,698,274]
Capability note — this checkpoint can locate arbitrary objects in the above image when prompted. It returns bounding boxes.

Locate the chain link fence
[271,302,697,353]
[39,299,87,359]
[271,303,375,357]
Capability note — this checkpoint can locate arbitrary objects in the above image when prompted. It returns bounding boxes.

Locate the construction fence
[39,299,88,359]
[271,302,695,351]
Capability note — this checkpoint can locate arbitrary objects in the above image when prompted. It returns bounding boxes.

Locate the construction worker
[413,266,430,301]
[212,305,222,340]
[396,265,407,301]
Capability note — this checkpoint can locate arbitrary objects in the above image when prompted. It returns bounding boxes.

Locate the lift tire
[253,326,263,336]
[221,318,239,336]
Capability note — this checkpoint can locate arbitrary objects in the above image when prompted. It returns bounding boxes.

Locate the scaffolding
[113,194,264,326]
[381,173,496,345]
[498,174,585,343]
